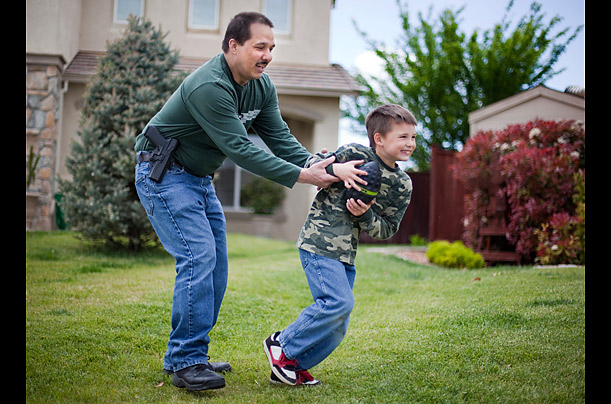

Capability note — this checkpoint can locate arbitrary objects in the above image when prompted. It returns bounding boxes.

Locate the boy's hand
[332,160,368,191]
[346,198,374,216]
[298,156,340,188]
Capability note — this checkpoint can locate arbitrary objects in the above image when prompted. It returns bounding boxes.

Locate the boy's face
[374,122,417,167]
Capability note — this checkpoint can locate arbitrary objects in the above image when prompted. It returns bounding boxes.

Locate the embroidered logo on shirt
[238,109,261,123]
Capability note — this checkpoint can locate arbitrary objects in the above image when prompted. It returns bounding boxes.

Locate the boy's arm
[352,177,413,240]
[354,200,410,240]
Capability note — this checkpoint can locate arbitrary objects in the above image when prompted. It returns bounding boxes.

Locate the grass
[26,231,585,403]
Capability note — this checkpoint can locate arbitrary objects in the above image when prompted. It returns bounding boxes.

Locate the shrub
[240,176,285,215]
[452,119,585,264]
[409,234,428,246]
[426,240,484,269]
[535,170,585,265]
[535,213,583,265]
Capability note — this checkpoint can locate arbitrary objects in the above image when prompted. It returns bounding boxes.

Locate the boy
[263,104,417,385]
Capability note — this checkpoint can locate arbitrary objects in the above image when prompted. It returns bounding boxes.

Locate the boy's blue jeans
[135,158,228,372]
[279,249,356,370]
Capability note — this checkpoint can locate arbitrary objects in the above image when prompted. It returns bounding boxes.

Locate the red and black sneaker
[270,369,321,386]
[263,332,299,385]
[296,369,321,386]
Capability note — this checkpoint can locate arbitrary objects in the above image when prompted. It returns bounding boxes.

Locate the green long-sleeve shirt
[134,53,311,187]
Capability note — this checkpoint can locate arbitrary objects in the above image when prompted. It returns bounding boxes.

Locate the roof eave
[63,51,361,97]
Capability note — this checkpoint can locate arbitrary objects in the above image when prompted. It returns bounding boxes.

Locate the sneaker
[171,364,225,391]
[263,332,298,385]
[269,371,283,385]
[270,370,321,386]
[296,369,321,386]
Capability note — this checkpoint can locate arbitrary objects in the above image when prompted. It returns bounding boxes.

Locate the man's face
[229,23,275,85]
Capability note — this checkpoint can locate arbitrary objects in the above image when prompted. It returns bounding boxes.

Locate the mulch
[365,246,431,266]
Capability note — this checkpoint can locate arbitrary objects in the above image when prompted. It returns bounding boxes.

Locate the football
[344,160,382,204]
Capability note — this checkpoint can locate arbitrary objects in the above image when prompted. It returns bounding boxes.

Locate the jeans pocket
[298,248,311,270]
[135,163,154,216]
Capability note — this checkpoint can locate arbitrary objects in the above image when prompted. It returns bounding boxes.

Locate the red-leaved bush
[452,119,585,264]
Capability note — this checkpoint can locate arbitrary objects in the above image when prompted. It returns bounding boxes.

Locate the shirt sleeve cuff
[354,209,373,222]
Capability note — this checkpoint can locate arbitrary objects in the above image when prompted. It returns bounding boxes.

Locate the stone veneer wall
[26,57,63,230]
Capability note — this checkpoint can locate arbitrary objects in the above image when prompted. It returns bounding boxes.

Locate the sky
[327,0,585,146]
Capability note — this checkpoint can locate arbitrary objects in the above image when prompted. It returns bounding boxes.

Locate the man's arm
[250,86,365,188]
[184,83,304,187]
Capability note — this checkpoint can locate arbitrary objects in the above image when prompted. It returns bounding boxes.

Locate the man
[134,12,364,391]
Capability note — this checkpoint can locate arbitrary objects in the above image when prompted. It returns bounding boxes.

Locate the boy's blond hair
[365,104,417,149]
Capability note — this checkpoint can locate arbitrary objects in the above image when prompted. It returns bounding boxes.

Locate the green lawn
[26,231,585,403]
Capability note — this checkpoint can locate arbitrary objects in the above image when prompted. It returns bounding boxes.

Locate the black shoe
[209,361,232,373]
[171,364,225,391]
[163,361,232,376]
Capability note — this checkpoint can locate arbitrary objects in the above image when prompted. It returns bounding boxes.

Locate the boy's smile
[373,121,417,167]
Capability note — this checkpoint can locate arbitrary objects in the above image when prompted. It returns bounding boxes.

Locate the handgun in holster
[144,125,179,183]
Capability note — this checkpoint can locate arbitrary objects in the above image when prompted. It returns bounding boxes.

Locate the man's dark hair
[222,12,274,52]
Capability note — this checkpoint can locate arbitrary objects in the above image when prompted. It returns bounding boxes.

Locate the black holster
[144,125,179,183]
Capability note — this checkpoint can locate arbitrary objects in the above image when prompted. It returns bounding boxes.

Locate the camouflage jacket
[296,143,412,264]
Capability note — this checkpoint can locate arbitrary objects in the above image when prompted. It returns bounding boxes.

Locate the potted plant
[240,176,286,237]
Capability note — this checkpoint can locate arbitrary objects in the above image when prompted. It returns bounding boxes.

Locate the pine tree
[59,16,185,250]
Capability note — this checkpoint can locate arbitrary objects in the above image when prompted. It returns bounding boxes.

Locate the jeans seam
[137,162,225,371]
[154,178,197,355]
[136,163,154,216]
[282,252,328,358]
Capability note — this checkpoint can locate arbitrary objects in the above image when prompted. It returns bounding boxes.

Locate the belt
[138,151,177,164]
[137,152,212,179]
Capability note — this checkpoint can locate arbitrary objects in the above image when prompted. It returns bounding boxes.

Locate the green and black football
[345,160,382,204]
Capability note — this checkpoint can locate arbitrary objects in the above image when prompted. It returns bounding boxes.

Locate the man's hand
[332,160,368,191]
[346,198,374,216]
[297,156,340,188]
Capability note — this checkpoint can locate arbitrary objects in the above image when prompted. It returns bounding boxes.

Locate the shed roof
[468,85,585,123]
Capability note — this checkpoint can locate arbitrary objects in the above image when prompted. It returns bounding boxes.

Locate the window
[216,161,252,211]
[263,0,292,35]
[188,0,220,31]
[215,135,270,211]
[113,0,144,23]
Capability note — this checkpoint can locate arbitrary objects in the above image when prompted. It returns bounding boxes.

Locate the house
[26,0,360,240]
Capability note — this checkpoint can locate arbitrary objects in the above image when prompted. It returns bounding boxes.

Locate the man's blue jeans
[135,158,228,372]
[279,249,356,370]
